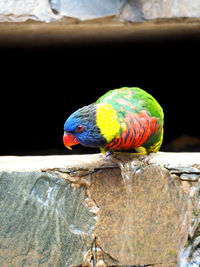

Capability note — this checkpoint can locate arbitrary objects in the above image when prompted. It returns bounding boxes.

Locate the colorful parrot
[63,87,164,155]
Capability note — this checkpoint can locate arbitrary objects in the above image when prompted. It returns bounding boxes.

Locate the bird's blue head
[63,104,107,150]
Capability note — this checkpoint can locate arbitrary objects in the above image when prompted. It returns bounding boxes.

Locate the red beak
[63,132,80,150]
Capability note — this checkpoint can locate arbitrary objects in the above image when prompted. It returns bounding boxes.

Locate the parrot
[63,87,164,155]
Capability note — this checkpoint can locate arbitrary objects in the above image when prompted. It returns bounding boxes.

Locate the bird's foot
[105,150,124,169]
[141,152,154,164]
[105,150,113,158]
[105,150,148,167]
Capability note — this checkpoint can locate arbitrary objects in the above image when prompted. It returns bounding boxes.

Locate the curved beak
[63,131,80,150]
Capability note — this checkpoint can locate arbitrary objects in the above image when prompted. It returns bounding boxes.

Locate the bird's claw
[105,150,113,158]
[105,150,125,168]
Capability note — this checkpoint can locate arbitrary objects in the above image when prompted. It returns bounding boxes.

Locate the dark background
[1,33,200,155]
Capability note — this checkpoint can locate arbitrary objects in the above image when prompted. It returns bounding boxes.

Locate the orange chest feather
[105,111,160,150]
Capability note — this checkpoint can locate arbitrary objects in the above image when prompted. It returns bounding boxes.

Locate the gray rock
[0,153,200,266]
[139,0,200,20]
[164,164,200,174]
[50,0,126,20]
[180,174,200,181]
[1,0,200,22]
[0,0,58,22]
[0,171,96,266]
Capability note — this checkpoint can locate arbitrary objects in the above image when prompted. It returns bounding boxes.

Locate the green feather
[96,87,164,153]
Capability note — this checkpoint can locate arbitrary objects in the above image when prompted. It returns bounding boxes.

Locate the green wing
[96,87,164,153]
[96,87,164,125]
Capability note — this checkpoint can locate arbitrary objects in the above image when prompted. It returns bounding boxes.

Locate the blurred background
[1,30,200,155]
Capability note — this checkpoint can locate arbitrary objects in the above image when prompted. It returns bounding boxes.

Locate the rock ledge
[0,152,200,266]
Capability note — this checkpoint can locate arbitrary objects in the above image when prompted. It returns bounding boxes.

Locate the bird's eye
[76,125,84,132]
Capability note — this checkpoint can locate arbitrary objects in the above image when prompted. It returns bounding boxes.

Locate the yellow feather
[96,104,120,142]
[147,129,164,153]
[135,129,164,154]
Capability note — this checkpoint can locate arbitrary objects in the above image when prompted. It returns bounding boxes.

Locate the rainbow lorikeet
[63,87,164,154]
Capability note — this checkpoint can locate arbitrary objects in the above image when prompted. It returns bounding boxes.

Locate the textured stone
[0,0,58,22]
[0,171,96,266]
[120,0,200,22]
[0,154,198,266]
[164,164,200,174]
[0,0,200,22]
[119,0,144,22]
[140,0,200,20]
[50,0,126,20]
[180,174,200,181]
[90,165,192,266]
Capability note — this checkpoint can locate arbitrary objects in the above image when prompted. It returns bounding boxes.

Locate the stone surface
[90,165,192,266]
[0,152,200,172]
[119,0,144,22]
[0,153,199,266]
[50,0,126,20]
[0,154,115,172]
[0,0,200,22]
[0,171,96,266]
[137,0,200,21]
[0,0,58,22]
